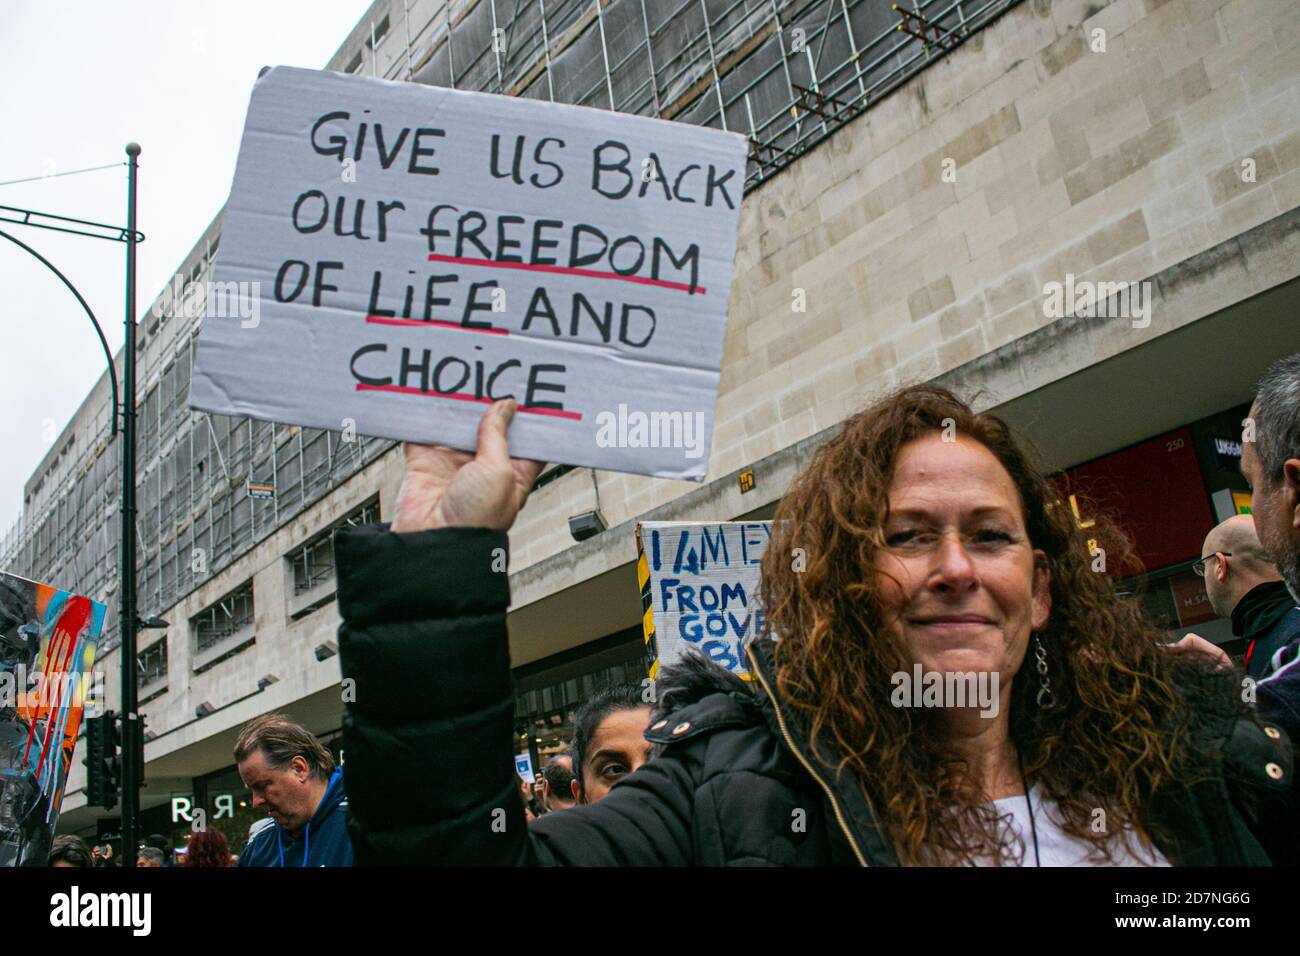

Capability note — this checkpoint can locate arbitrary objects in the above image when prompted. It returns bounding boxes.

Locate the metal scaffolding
[395,0,1018,186]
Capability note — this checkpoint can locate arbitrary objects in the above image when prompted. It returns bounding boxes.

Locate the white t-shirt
[976,783,1170,867]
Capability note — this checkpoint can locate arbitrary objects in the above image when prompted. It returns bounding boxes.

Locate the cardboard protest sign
[0,571,105,866]
[189,66,748,480]
[637,521,771,680]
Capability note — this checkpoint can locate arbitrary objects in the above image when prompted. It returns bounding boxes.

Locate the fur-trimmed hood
[651,650,753,722]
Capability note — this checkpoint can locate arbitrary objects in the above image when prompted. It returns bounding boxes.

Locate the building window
[193,581,255,654]
[293,534,335,595]
[289,498,380,596]
[138,639,168,688]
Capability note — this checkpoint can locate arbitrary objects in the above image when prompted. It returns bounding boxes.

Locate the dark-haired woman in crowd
[335,388,1291,865]
[568,686,652,805]
[48,834,92,867]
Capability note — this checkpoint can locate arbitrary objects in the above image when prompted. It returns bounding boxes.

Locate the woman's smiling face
[873,433,1052,695]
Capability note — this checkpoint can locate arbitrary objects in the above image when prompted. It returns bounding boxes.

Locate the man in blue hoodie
[234,713,353,867]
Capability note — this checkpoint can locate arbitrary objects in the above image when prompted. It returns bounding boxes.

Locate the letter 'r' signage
[189,66,747,480]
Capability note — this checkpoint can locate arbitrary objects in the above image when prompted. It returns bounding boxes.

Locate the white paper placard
[188,66,747,480]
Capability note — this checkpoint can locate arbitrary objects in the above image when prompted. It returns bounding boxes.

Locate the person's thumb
[477,399,517,466]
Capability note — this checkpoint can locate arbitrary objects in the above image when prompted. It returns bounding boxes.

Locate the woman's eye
[886,529,922,546]
[601,764,627,779]
[973,529,1013,544]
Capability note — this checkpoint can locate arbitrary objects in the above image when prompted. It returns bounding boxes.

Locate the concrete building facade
[2,0,1297,846]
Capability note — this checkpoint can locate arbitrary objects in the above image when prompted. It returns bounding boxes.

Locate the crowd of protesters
[46,829,236,868]
[50,353,1300,866]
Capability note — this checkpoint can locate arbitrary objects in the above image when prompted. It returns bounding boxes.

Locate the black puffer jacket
[335,524,1294,866]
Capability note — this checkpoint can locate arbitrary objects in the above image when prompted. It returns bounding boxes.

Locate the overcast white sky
[0,0,372,533]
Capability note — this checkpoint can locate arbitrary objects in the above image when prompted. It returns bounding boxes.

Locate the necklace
[1017,751,1042,867]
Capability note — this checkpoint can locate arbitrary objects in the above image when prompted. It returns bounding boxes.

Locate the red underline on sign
[366,314,510,336]
[425,253,707,295]
[355,383,583,420]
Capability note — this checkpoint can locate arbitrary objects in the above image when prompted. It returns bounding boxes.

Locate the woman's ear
[1031,551,1052,632]
[570,777,581,804]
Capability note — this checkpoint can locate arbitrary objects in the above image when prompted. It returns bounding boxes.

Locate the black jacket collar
[746,639,900,866]
[1231,580,1297,638]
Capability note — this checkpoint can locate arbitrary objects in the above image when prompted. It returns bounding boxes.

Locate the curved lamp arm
[0,227,120,438]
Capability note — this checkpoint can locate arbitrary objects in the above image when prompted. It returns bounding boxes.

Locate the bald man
[1201,514,1300,679]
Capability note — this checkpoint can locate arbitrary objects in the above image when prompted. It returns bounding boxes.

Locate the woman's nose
[929,532,978,590]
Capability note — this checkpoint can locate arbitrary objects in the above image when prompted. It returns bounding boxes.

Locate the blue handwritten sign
[637,521,771,677]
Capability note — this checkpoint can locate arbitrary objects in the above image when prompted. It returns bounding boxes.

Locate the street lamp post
[119,142,141,865]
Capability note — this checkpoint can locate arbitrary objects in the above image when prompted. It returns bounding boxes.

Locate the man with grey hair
[1199,514,1300,679]
[536,751,577,815]
[1244,353,1300,605]
[1239,353,1300,862]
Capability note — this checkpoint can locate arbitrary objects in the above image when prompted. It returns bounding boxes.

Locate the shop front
[1058,403,1254,652]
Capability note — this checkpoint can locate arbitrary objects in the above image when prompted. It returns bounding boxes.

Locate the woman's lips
[909,615,996,627]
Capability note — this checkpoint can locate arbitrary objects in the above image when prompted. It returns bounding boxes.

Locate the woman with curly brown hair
[333,389,1292,865]
[757,383,1289,865]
